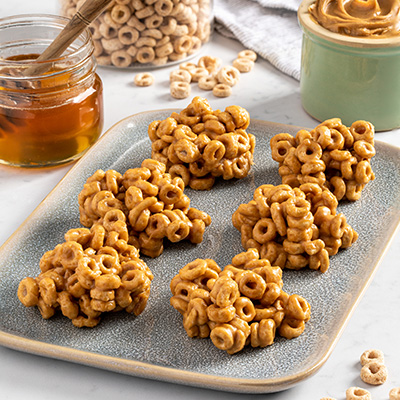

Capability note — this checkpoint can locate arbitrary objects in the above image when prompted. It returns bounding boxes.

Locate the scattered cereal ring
[360,349,384,366]
[134,72,154,87]
[238,49,257,61]
[390,388,400,400]
[345,387,371,400]
[198,75,218,91]
[170,81,191,99]
[170,69,191,83]
[360,361,388,385]
[190,67,209,82]
[233,57,254,73]
[216,66,240,87]
[212,83,232,98]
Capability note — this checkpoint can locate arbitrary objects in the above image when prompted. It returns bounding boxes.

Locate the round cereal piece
[179,61,197,73]
[190,67,209,82]
[134,72,155,87]
[170,69,191,83]
[170,81,191,99]
[360,349,384,366]
[238,49,257,61]
[216,66,240,87]
[389,388,400,400]
[346,387,371,400]
[198,75,218,91]
[233,57,254,73]
[212,83,232,98]
[197,55,221,73]
[360,361,388,385]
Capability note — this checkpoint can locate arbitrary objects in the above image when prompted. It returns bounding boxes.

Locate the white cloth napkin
[214,0,303,80]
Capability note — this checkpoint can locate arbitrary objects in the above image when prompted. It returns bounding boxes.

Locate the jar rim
[0,14,93,69]
[298,0,400,49]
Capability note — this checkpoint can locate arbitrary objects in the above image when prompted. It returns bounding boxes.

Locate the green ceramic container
[298,0,400,131]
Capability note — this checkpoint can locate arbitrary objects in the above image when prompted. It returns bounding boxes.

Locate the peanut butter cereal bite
[148,96,255,190]
[18,210,153,327]
[78,158,211,258]
[270,118,376,201]
[232,183,358,272]
[170,248,311,354]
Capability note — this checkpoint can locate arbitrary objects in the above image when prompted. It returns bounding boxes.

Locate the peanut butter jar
[0,15,104,168]
[298,0,400,131]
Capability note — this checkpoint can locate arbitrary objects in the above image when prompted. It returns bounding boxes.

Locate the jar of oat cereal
[60,0,214,68]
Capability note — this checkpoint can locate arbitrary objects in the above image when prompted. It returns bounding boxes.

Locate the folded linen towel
[214,0,303,80]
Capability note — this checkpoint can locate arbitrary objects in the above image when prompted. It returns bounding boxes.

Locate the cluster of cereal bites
[17,210,153,328]
[270,118,376,201]
[170,248,311,354]
[78,158,211,257]
[61,0,212,68]
[169,50,257,99]
[232,183,358,272]
[148,96,255,190]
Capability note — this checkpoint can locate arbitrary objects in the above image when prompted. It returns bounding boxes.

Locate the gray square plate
[1,110,400,393]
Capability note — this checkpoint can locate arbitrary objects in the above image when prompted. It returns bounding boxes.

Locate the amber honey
[0,15,104,167]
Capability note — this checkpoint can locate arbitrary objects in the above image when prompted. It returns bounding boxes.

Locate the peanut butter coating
[309,0,400,37]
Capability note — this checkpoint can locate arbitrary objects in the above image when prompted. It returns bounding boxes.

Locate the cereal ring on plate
[134,72,154,87]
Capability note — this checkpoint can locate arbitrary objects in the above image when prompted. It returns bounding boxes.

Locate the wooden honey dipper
[24,0,113,76]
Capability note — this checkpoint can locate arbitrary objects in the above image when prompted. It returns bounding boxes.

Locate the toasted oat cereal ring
[238,49,257,61]
[236,270,267,300]
[390,388,400,400]
[136,46,155,64]
[169,69,191,83]
[170,81,191,99]
[286,294,310,321]
[18,277,39,307]
[190,67,209,82]
[174,35,193,54]
[329,176,347,201]
[296,139,322,163]
[212,83,232,98]
[234,297,256,322]
[233,57,254,72]
[134,72,154,87]
[207,303,236,323]
[252,218,277,244]
[279,318,305,339]
[198,55,221,73]
[355,160,374,184]
[360,361,388,385]
[198,75,218,90]
[350,120,375,143]
[346,180,365,201]
[217,66,240,86]
[286,196,311,218]
[180,259,208,281]
[354,140,376,158]
[346,387,371,400]
[360,349,385,366]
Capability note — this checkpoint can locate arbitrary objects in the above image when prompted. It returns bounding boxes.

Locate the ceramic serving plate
[1,110,400,394]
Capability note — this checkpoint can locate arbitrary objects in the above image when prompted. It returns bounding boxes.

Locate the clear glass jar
[60,0,214,68]
[0,15,104,167]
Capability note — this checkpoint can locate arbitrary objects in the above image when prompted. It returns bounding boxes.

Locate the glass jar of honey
[0,15,104,167]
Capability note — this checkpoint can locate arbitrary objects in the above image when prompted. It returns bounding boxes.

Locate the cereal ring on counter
[237,49,257,61]
[390,388,400,400]
[169,69,191,83]
[212,83,232,98]
[345,387,371,400]
[170,81,191,99]
[360,349,385,366]
[360,361,388,385]
[134,72,155,86]
[198,75,218,90]
[233,57,254,73]
[216,66,240,87]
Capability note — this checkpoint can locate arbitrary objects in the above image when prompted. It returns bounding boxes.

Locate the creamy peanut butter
[309,0,400,37]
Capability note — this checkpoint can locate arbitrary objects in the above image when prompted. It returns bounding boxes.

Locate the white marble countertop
[1,1,400,399]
